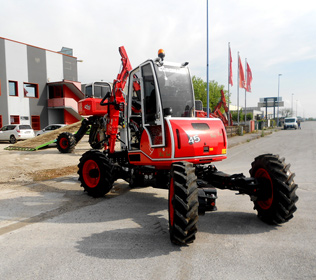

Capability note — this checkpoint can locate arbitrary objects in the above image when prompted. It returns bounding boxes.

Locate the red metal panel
[128,118,227,168]
[78,98,108,116]
[169,118,227,159]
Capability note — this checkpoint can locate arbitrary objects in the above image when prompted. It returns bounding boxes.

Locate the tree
[192,76,205,103]
[280,108,292,117]
[192,76,228,112]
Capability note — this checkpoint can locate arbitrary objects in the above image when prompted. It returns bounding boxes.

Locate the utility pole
[206,0,209,118]
[237,52,240,125]
[277,74,282,126]
[291,93,294,117]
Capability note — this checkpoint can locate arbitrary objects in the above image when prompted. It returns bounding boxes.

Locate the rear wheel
[169,162,199,245]
[56,132,76,153]
[9,135,17,144]
[249,154,298,224]
[78,150,114,197]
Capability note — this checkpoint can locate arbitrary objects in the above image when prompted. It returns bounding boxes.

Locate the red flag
[229,46,233,86]
[238,56,246,89]
[246,62,252,92]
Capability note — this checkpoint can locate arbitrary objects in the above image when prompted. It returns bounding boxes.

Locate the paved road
[0,122,315,279]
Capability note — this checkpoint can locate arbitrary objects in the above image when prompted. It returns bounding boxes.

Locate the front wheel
[249,154,298,224]
[78,150,114,197]
[169,162,199,245]
[56,132,76,153]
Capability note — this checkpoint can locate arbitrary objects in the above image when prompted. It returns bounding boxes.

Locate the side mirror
[163,107,173,117]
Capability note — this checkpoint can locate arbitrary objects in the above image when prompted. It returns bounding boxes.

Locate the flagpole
[245,58,247,123]
[206,0,210,118]
[227,42,231,125]
[237,51,240,125]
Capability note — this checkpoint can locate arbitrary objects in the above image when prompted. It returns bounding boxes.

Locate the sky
[1,0,316,118]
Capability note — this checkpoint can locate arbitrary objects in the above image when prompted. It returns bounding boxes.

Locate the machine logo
[84,104,91,111]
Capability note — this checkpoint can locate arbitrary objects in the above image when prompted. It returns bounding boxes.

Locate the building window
[10,115,20,124]
[9,81,18,96]
[24,83,39,98]
[0,115,2,128]
[31,116,40,130]
[49,85,62,98]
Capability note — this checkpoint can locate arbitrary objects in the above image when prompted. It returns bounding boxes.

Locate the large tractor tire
[169,162,199,245]
[78,150,114,197]
[249,154,298,224]
[56,132,76,153]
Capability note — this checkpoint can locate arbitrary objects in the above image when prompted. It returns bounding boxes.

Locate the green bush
[231,111,253,122]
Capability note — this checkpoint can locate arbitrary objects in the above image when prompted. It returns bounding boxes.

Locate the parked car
[36,124,66,136]
[0,124,35,143]
[284,117,298,130]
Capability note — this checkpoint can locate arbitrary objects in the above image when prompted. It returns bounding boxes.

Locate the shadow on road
[72,186,278,259]
[198,211,278,235]
[0,177,279,259]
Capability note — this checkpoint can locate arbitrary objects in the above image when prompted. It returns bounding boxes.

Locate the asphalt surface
[0,123,315,279]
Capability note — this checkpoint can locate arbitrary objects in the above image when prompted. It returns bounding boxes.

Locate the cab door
[127,67,143,150]
[140,62,165,148]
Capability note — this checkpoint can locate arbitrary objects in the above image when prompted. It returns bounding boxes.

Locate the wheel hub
[60,138,69,149]
[255,168,273,210]
[89,168,99,178]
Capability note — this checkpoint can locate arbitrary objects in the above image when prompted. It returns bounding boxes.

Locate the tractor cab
[84,82,112,99]
[126,55,195,150]
[78,82,112,117]
[124,51,227,167]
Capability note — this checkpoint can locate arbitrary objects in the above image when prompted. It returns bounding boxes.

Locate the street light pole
[206,0,209,118]
[291,93,294,117]
[277,74,282,126]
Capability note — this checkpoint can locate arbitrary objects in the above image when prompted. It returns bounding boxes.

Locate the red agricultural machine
[195,89,233,126]
[74,47,298,245]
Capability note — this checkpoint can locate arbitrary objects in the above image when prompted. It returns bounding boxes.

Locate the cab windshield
[155,64,194,117]
[85,82,111,98]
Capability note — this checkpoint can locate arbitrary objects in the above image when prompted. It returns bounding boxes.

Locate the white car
[284,117,298,130]
[36,124,66,136]
[0,124,35,143]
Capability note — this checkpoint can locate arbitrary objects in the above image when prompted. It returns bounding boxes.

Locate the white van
[284,117,298,130]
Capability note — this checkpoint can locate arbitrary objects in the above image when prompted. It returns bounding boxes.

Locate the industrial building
[0,37,83,130]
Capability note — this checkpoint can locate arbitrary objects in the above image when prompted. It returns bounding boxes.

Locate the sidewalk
[227,129,280,148]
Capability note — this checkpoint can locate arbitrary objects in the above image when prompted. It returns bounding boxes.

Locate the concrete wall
[48,108,64,124]
[46,51,63,83]
[5,40,30,123]
[27,45,48,127]
[0,38,8,124]
[63,55,78,82]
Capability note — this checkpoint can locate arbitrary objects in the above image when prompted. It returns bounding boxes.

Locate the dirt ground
[0,136,91,191]
[0,130,272,191]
